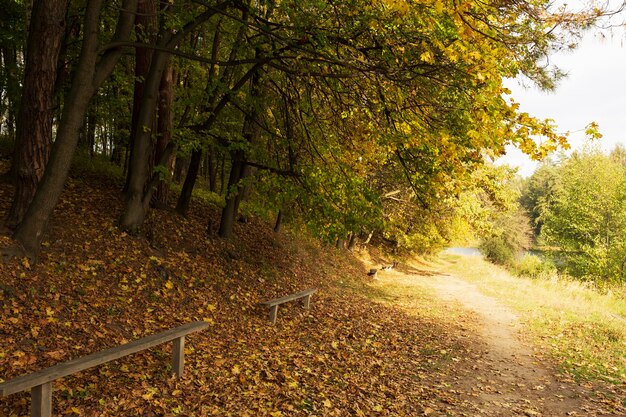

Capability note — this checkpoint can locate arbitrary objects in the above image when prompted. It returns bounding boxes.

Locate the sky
[496,22,626,177]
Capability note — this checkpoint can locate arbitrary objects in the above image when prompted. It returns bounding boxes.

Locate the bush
[479,235,515,265]
[513,253,556,278]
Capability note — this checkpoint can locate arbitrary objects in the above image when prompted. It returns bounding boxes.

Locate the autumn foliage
[0,162,474,416]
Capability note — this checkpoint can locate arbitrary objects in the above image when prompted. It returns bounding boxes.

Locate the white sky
[496,22,626,177]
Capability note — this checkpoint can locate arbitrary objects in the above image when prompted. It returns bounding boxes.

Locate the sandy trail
[426,273,588,416]
[378,265,619,416]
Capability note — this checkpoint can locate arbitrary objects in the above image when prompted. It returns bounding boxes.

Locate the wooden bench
[0,321,208,417]
[260,288,317,324]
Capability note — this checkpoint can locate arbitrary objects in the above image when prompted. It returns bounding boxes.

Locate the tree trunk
[152,60,174,208]
[13,0,138,257]
[120,1,223,231]
[173,154,188,183]
[219,155,226,195]
[348,233,358,251]
[119,48,170,231]
[6,0,67,229]
[123,0,156,194]
[207,147,217,192]
[2,47,20,141]
[175,147,201,216]
[218,154,245,239]
[274,209,283,233]
[217,56,264,238]
[86,102,97,156]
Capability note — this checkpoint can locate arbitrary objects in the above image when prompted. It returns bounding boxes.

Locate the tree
[119,1,231,232]
[520,161,559,237]
[13,0,138,257]
[6,0,68,228]
[0,0,25,139]
[537,148,626,281]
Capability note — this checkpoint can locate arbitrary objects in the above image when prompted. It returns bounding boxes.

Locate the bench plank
[260,288,317,324]
[0,321,208,396]
[260,288,317,307]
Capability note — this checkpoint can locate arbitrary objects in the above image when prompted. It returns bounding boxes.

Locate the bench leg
[303,294,311,309]
[269,305,278,324]
[32,382,52,417]
[172,336,185,378]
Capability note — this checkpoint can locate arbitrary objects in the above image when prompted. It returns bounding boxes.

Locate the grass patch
[440,253,626,384]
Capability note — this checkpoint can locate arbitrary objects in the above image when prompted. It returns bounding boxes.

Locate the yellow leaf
[419,51,434,64]
[323,399,332,408]
[22,258,30,269]
[165,280,174,290]
[120,364,130,372]
[435,0,443,13]
[270,412,283,417]
[373,404,383,412]
[231,365,240,375]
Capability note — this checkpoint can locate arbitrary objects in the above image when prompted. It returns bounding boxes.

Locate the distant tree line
[521,145,626,283]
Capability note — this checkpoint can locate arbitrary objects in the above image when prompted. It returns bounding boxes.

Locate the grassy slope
[0,164,471,416]
[439,254,626,385]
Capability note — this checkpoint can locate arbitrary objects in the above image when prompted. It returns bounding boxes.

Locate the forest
[0,0,600,258]
[2,0,626,416]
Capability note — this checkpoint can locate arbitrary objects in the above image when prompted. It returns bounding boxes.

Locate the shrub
[479,235,515,265]
[513,253,556,278]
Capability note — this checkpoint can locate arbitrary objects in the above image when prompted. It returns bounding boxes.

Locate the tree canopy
[0,0,607,257]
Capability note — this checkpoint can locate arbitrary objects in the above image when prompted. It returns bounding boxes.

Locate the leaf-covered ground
[0,169,470,416]
[0,168,624,416]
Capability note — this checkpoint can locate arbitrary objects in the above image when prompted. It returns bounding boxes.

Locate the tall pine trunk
[13,0,138,257]
[7,0,67,228]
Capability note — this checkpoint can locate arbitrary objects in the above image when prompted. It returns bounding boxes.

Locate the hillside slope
[0,168,471,416]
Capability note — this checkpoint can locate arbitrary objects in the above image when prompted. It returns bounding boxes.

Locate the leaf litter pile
[0,169,624,416]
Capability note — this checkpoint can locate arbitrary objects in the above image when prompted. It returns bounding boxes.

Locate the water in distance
[444,247,482,256]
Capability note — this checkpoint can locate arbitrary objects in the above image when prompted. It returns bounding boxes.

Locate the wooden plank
[172,337,184,378]
[31,382,52,417]
[0,321,208,396]
[260,288,317,307]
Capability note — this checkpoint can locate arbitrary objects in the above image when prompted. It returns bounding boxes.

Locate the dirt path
[426,273,590,416]
[376,265,620,416]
